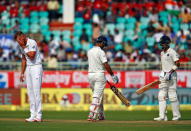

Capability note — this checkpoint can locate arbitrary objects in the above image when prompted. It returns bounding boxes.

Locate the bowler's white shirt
[161,48,179,72]
[88,46,107,73]
[19,38,42,66]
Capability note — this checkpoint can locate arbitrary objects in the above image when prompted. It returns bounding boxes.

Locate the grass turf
[0,110,191,131]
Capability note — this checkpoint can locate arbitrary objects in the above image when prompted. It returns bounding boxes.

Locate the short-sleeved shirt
[18,38,42,66]
[161,48,179,72]
[88,46,107,73]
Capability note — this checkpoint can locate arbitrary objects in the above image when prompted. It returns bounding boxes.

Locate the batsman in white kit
[154,35,181,121]
[14,31,43,122]
[87,36,119,121]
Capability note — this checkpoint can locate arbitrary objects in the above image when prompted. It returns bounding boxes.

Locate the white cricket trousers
[26,64,43,119]
[88,73,106,115]
[158,71,181,119]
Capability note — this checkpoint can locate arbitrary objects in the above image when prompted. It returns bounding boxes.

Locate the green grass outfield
[0,110,191,131]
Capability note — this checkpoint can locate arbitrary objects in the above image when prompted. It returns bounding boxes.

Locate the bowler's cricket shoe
[154,115,168,121]
[172,116,181,121]
[25,117,35,122]
[34,118,42,122]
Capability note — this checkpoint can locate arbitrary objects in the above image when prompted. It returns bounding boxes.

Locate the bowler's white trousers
[26,64,43,119]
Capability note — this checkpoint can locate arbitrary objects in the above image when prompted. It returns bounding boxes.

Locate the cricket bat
[107,81,131,107]
[136,80,161,95]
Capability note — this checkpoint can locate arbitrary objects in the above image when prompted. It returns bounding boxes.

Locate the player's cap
[160,35,171,44]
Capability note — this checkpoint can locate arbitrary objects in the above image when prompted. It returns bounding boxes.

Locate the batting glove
[112,75,119,84]
[164,72,172,81]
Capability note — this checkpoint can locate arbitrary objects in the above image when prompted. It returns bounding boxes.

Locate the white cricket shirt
[88,46,107,73]
[161,48,179,72]
[18,38,42,66]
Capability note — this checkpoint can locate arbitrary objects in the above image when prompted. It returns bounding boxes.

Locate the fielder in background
[87,36,119,121]
[14,31,43,122]
[154,35,181,121]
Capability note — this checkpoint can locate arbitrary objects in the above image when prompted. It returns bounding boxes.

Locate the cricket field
[0,110,191,131]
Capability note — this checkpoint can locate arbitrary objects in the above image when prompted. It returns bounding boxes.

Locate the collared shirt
[161,48,179,72]
[18,38,42,66]
[88,46,107,73]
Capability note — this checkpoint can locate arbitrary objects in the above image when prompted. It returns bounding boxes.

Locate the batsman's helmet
[95,35,108,47]
[160,35,171,45]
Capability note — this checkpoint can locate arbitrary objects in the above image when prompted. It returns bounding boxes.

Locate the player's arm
[99,50,114,75]
[26,51,36,60]
[24,41,37,60]
[169,50,180,74]
[104,62,114,76]
[104,62,119,84]
[20,54,26,82]
[164,52,180,81]
[169,60,180,74]
[100,50,118,84]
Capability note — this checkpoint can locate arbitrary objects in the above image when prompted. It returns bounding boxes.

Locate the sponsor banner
[42,71,89,88]
[21,88,124,110]
[122,88,191,105]
[125,71,145,88]
[0,89,20,105]
[7,70,191,88]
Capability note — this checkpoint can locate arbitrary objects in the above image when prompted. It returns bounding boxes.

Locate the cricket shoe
[25,117,35,122]
[172,116,181,121]
[97,114,105,121]
[87,115,93,121]
[34,118,42,122]
[154,115,168,121]
[87,116,96,122]
[87,112,97,122]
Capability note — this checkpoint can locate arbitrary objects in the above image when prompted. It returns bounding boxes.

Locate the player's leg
[25,67,36,122]
[97,74,106,120]
[88,73,95,121]
[97,95,105,120]
[88,73,106,121]
[168,72,181,120]
[168,88,180,120]
[89,95,103,121]
[154,83,168,121]
[31,65,43,122]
